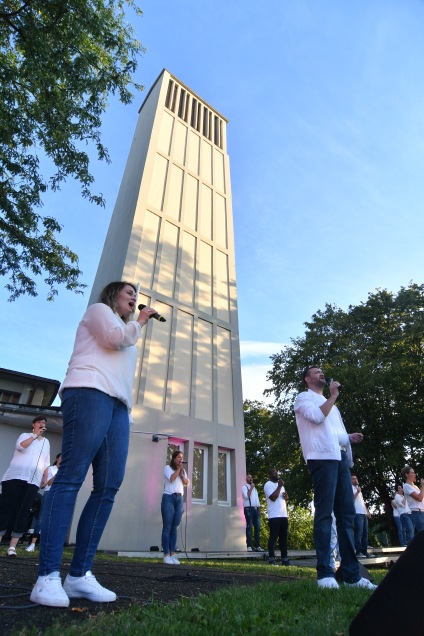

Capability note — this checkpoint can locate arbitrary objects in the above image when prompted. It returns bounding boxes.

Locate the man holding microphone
[242,474,264,552]
[264,469,290,566]
[0,416,50,556]
[294,366,375,590]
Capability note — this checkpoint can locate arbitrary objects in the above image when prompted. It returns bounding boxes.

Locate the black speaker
[350,531,424,636]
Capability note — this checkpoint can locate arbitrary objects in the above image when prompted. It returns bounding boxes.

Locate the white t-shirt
[394,492,411,515]
[1,434,50,487]
[163,465,190,495]
[44,465,59,492]
[264,480,288,519]
[352,486,367,514]
[403,483,424,512]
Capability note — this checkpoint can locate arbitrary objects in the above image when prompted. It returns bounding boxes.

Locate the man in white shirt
[241,475,264,552]
[294,365,375,590]
[351,475,371,557]
[264,468,290,566]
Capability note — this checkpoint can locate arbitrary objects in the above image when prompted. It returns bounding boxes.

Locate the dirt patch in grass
[0,555,294,634]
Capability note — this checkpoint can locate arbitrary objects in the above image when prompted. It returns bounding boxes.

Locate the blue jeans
[39,388,130,576]
[400,513,415,544]
[161,493,184,554]
[244,507,261,549]
[32,492,48,538]
[354,514,368,554]
[411,510,424,532]
[393,515,406,546]
[308,451,359,583]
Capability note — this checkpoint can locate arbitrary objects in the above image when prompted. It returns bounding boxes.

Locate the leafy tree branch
[0,0,145,300]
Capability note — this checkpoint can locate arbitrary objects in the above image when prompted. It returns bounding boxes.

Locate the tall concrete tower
[74,69,246,552]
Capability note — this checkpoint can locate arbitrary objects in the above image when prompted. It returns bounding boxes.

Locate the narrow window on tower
[218,449,231,506]
[191,99,198,129]
[171,83,178,113]
[197,103,202,132]
[165,80,174,110]
[178,89,186,119]
[214,116,220,147]
[184,94,190,122]
[192,445,208,504]
[203,106,209,138]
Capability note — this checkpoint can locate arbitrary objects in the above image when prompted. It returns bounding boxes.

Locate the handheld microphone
[182,461,188,464]
[138,304,166,322]
[326,377,341,389]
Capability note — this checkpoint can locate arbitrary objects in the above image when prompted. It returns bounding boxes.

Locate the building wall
[74,70,246,552]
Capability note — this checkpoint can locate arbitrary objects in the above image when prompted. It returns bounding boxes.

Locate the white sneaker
[7,547,17,557]
[26,543,35,552]
[30,573,70,607]
[171,555,180,564]
[247,547,253,552]
[163,555,174,564]
[317,577,339,589]
[345,577,377,590]
[63,571,116,602]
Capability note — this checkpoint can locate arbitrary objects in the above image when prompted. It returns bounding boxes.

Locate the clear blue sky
[2,0,424,403]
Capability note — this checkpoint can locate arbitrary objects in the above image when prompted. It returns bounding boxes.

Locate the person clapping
[162,451,190,564]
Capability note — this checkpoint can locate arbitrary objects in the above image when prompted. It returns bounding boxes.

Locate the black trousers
[268,516,288,559]
[0,479,39,538]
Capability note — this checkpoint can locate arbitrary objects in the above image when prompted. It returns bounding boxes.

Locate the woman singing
[30,282,157,607]
[0,416,50,556]
[162,450,190,564]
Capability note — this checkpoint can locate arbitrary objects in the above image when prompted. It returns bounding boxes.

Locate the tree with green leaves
[244,399,312,506]
[0,0,144,300]
[264,283,424,538]
[244,400,315,548]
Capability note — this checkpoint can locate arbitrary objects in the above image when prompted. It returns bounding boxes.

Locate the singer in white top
[294,365,376,590]
[26,453,63,553]
[242,475,264,552]
[393,484,414,544]
[264,469,290,566]
[162,450,190,564]
[351,475,371,557]
[30,282,157,608]
[0,415,50,557]
[401,465,424,533]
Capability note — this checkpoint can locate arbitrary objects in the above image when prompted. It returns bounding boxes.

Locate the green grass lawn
[16,554,387,636]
